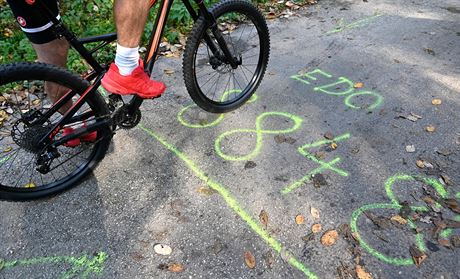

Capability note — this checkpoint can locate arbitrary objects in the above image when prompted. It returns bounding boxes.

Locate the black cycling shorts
[7,0,60,44]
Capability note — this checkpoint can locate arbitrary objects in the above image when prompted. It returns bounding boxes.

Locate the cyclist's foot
[101,59,166,99]
[62,125,97,148]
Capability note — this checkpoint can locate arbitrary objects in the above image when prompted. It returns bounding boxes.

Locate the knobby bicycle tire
[0,62,112,201]
[183,0,270,113]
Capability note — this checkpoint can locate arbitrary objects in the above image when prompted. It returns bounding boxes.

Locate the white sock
[115,44,140,76]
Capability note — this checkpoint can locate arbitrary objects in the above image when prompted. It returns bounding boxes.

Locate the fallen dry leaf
[356,264,373,279]
[409,245,427,266]
[263,251,274,268]
[164,69,175,75]
[451,235,460,247]
[424,48,435,55]
[425,125,436,132]
[3,147,12,153]
[321,230,338,246]
[438,239,451,248]
[324,132,334,140]
[311,223,322,233]
[440,174,452,185]
[310,207,320,219]
[295,214,305,225]
[167,263,185,272]
[197,186,217,196]
[431,99,442,105]
[390,215,407,225]
[354,82,364,89]
[444,198,460,214]
[244,251,256,269]
[259,210,269,227]
[416,160,425,168]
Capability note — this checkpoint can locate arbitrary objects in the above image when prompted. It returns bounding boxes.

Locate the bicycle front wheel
[0,63,112,201]
[183,0,270,113]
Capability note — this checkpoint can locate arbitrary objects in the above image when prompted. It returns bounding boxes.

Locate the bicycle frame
[28,0,228,149]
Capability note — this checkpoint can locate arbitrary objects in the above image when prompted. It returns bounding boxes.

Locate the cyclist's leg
[101,0,166,98]
[6,0,71,113]
[33,39,71,113]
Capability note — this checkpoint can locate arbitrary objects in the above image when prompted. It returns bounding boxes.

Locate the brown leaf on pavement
[244,251,256,269]
[431,98,442,105]
[354,82,364,89]
[311,223,322,233]
[356,264,373,279]
[295,214,305,225]
[167,263,185,272]
[363,211,391,229]
[451,235,460,247]
[424,48,435,55]
[263,251,275,269]
[416,160,425,168]
[321,230,339,246]
[310,207,320,219]
[324,132,334,140]
[197,186,217,196]
[259,210,269,227]
[409,245,427,266]
[390,215,407,225]
[425,125,436,132]
[438,239,451,248]
[444,198,460,214]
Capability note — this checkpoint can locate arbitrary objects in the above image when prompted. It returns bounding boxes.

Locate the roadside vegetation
[0,0,316,73]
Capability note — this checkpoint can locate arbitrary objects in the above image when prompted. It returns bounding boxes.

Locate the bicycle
[0,0,270,201]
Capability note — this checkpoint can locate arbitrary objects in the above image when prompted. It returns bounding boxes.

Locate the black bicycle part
[0,63,112,201]
[183,0,270,113]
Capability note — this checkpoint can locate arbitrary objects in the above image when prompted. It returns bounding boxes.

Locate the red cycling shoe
[101,59,166,98]
[63,124,97,148]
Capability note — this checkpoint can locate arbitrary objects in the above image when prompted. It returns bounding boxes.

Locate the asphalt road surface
[1,0,460,278]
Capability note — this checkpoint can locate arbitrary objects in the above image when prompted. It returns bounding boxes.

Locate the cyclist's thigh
[6,0,60,44]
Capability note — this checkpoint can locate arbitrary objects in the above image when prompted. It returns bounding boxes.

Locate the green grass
[0,0,314,73]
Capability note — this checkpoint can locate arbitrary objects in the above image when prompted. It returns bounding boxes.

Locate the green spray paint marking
[282,133,350,194]
[139,125,317,279]
[314,77,355,96]
[326,14,383,35]
[0,155,10,165]
[291,69,332,85]
[178,91,258,128]
[350,203,421,265]
[344,91,384,110]
[1,252,107,279]
[215,112,303,161]
[351,174,460,265]
[384,174,447,212]
[291,68,383,110]
[281,158,341,195]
